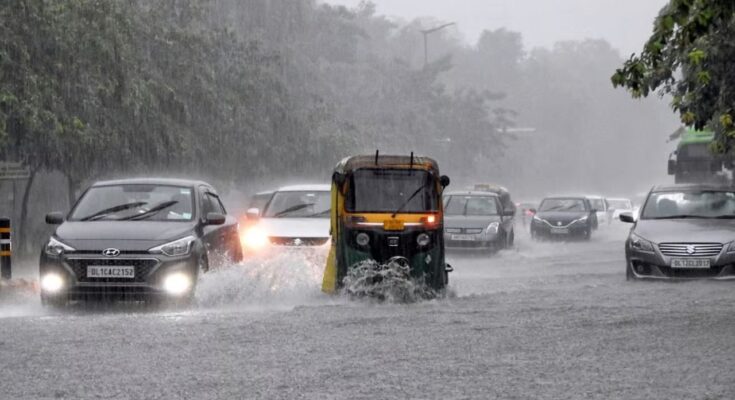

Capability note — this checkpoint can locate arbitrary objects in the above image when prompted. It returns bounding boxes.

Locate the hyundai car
[531,196,597,240]
[39,178,242,305]
[621,184,735,280]
[443,191,515,251]
[240,185,331,253]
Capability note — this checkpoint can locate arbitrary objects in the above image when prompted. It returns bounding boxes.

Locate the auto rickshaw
[321,153,452,294]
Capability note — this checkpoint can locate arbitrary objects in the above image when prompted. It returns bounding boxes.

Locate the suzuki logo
[103,248,121,257]
[686,245,696,255]
[557,221,562,226]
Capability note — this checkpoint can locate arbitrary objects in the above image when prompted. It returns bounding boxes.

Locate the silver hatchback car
[443,191,515,251]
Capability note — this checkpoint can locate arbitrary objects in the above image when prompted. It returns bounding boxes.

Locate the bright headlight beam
[41,273,64,293]
[163,272,192,296]
[241,226,268,249]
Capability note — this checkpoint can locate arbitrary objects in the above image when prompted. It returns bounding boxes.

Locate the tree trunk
[18,168,37,255]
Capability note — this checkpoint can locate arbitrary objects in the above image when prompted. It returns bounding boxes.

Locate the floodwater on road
[1,224,733,399]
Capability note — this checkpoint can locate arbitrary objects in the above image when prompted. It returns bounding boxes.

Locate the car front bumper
[531,221,590,238]
[444,232,501,250]
[39,251,199,301]
[626,242,735,280]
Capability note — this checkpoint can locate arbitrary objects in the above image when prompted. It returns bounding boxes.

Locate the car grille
[269,237,329,246]
[658,243,723,257]
[66,258,158,283]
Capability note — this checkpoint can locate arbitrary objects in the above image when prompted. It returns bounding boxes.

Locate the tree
[611,0,735,152]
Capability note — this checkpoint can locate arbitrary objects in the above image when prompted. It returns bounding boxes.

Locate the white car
[584,195,609,228]
[606,198,634,222]
[240,185,331,252]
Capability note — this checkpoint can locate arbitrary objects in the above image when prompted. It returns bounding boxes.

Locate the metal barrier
[1,218,10,280]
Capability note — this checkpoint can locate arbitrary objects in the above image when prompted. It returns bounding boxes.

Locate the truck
[668,128,732,183]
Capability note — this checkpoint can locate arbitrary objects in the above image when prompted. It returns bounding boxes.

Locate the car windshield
[608,199,632,210]
[70,185,194,221]
[445,195,498,216]
[347,169,438,213]
[264,190,330,218]
[641,190,735,219]
[539,198,587,212]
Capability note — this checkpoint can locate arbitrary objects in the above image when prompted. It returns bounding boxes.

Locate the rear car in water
[240,185,331,253]
[622,184,735,280]
[584,195,608,227]
[606,197,634,222]
[531,197,596,240]
[443,191,515,251]
[39,178,242,305]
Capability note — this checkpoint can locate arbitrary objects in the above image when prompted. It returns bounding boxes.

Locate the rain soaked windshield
[264,191,331,218]
[641,191,735,219]
[445,195,499,216]
[346,169,438,213]
[69,185,194,221]
[539,198,587,212]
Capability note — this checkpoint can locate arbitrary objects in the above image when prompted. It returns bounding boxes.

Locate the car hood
[258,218,330,238]
[535,211,588,224]
[634,219,735,243]
[55,221,195,251]
[444,215,501,229]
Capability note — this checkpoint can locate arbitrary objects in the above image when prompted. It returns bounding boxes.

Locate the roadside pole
[1,217,10,280]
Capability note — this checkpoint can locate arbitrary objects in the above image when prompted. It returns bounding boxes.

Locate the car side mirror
[206,212,226,226]
[619,212,635,223]
[45,212,65,225]
[439,175,450,188]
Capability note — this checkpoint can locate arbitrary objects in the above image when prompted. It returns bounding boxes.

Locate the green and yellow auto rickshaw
[321,153,452,294]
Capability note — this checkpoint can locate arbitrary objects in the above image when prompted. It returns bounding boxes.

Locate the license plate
[87,266,135,278]
[383,219,405,231]
[671,258,710,269]
[451,234,476,241]
[551,228,570,234]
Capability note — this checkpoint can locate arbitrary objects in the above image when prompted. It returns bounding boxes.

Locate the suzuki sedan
[39,178,242,305]
[622,184,735,280]
[531,197,597,240]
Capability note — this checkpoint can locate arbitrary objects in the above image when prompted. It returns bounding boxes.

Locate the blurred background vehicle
[606,197,634,222]
[240,185,331,254]
[584,195,608,227]
[531,196,596,240]
[444,190,515,252]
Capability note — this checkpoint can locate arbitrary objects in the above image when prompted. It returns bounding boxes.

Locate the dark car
[530,197,597,240]
[621,184,735,280]
[39,178,242,305]
[443,191,515,251]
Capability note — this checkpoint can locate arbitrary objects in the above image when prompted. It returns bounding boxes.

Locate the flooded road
[1,225,733,399]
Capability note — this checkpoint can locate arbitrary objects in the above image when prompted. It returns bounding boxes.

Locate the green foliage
[612,0,735,149]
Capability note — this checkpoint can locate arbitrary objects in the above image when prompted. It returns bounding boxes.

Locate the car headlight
[149,235,195,257]
[41,272,65,293]
[574,216,588,224]
[163,272,192,296]
[445,228,461,234]
[629,233,655,253]
[727,241,735,253]
[486,222,499,233]
[241,226,268,250]
[417,233,431,247]
[45,237,75,256]
[356,232,370,247]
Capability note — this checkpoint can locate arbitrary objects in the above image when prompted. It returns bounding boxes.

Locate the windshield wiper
[308,209,331,217]
[273,203,312,217]
[391,182,428,218]
[80,202,148,221]
[120,200,178,221]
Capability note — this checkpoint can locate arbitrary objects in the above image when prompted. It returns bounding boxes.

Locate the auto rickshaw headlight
[417,233,431,247]
[356,232,370,247]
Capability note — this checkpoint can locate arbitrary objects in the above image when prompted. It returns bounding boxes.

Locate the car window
[539,198,587,212]
[206,193,226,214]
[642,191,735,219]
[264,191,331,218]
[445,195,499,216]
[69,184,194,221]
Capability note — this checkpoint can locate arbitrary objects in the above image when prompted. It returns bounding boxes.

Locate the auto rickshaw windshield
[346,169,438,213]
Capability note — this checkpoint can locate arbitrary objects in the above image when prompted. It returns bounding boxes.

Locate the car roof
[542,196,587,200]
[92,177,211,188]
[276,184,331,192]
[652,183,735,192]
[607,197,631,201]
[444,190,499,197]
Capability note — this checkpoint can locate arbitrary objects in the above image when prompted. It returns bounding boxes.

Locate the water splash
[341,258,440,303]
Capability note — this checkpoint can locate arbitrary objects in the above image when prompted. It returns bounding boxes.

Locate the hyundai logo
[686,245,696,255]
[103,248,121,257]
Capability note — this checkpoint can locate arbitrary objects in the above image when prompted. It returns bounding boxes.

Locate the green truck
[668,129,731,183]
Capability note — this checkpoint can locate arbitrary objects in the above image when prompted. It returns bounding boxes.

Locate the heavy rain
[1,1,734,399]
